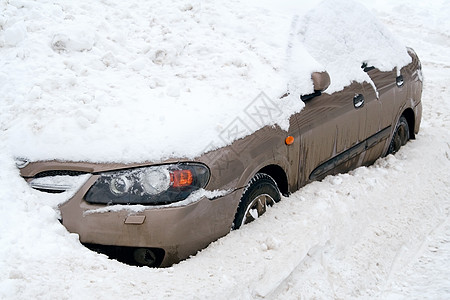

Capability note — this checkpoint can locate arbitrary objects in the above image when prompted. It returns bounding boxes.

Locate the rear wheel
[387,115,410,155]
[233,173,281,230]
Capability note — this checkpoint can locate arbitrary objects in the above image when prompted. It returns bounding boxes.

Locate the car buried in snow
[18,51,422,267]
[16,2,423,267]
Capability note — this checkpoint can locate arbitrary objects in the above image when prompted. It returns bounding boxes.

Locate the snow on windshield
[0,0,410,163]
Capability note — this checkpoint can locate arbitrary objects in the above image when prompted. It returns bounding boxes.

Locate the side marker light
[285,136,294,145]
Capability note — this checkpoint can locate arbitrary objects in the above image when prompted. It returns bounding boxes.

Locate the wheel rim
[241,193,275,227]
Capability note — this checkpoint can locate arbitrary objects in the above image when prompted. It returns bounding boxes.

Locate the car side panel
[295,81,369,185]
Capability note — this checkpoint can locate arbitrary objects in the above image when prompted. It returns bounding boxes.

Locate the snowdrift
[1,0,409,163]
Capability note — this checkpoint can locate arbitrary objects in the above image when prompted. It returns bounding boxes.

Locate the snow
[0,0,410,164]
[1,0,450,299]
[83,188,231,215]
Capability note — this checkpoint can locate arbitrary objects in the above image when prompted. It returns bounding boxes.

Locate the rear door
[362,66,407,163]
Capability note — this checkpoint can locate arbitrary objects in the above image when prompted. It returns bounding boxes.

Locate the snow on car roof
[0,0,410,163]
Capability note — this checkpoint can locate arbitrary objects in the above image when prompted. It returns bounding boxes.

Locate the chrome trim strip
[30,182,72,191]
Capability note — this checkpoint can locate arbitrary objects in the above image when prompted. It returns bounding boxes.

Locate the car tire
[233,173,281,230]
[387,115,410,155]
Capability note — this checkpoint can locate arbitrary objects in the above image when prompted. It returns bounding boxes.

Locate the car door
[362,65,407,163]
[294,80,379,186]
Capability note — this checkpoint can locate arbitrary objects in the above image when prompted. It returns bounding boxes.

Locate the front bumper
[60,175,241,266]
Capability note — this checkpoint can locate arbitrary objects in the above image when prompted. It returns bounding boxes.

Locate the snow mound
[0,0,410,163]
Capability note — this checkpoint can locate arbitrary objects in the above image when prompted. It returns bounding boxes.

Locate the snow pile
[1,0,410,163]
[297,0,411,91]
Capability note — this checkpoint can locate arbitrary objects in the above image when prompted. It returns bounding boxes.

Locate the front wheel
[233,173,281,230]
[387,115,410,155]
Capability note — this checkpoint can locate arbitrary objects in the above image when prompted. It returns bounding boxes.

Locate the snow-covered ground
[1,0,449,299]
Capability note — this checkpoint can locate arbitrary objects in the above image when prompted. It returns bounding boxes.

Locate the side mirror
[301,71,331,101]
[311,71,330,92]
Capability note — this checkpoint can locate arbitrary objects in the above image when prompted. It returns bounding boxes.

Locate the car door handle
[353,94,365,109]
[396,75,404,87]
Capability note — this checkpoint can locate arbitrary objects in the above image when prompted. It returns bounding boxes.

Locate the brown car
[17,46,423,267]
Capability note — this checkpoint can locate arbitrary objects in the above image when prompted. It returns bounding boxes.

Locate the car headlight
[85,163,210,205]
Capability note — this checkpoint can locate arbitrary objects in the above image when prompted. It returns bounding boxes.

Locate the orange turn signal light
[285,136,294,145]
[171,170,193,187]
